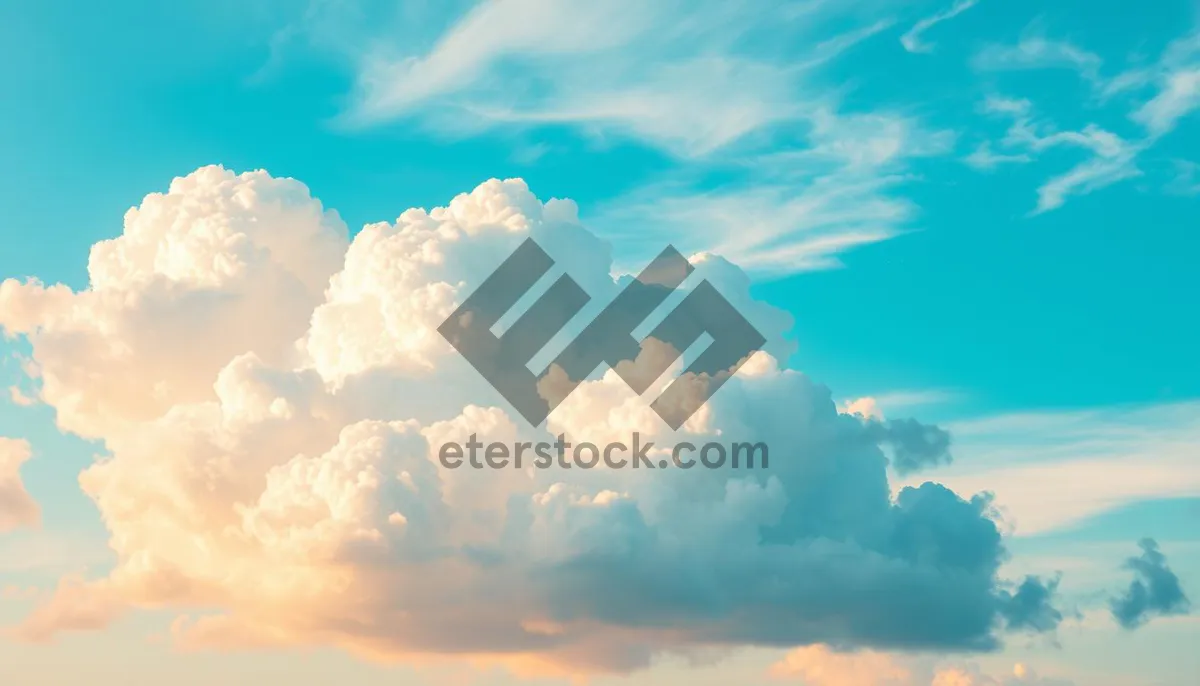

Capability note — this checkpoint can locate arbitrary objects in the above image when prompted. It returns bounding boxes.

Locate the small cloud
[999,575,1064,634]
[1166,160,1200,195]
[980,96,1033,117]
[1110,538,1191,629]
[0,437,39,533]
[841,396,884,420]
[7,386,36,407]
[964,142,1033,171]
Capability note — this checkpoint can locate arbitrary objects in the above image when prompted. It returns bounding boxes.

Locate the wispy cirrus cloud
[974,35,1103,81]
[963,142,1032,171]
[590,107,954,275]
[967,95,1142,212]
[321,0,958,276]
[342,0,901,158]
[1133,66,1200,138]
[975,24,1200,142]
[1107,31,1200,138]
[968,25,1200,209]
[1167,160,1200,195]
[345,0,807,155]
[898,400,1200,536]
[900,0,980,54]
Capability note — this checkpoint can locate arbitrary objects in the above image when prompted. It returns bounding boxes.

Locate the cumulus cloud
[0,437,39,532]
[0,165,349,439]
[0,167,1059,675]
[1110,538,1191,629]
[838,396,954,477]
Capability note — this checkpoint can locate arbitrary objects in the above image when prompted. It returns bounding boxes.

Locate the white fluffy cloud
[0,437,39,532]
[0,167,1055,676]
[0,166,349,439]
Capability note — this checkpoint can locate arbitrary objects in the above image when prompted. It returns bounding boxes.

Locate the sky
[0,0,1197,684]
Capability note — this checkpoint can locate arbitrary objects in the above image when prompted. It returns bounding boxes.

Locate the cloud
[843,397,885,421]
[328,1,956,278]
[342,0,896,157]
[967,96,1142,213]
[973,36,1102,82]
[1166,160,1200,195]
[900,0,979,54]
[967,28,1200,210]
[0,437,39,532]
[0,165,350,439]
[0,167,1059,675]
[897,401,1200,536]
[15,576,125,642]
[1117,31,1200,138]
[1133,67,1200,138]
[863,417,953,476]
[1003,116,1142,215]
[591,107,955,275]
[769,646,1074,685]
[841,391,961,421]
[980,27,1200,142]
[963,142,1032,171]
[1110,538,1191,629]
[996,575,1063,634]
[980,96,1032,117]
[7,385,37,407]
[346,0,780,154]
[1032,161,1140,213]
[1017,121,1137,214]
[770,645,918,684]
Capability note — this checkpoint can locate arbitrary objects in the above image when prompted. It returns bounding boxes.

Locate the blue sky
[2,0,1197,414]
[0,1,1198,685]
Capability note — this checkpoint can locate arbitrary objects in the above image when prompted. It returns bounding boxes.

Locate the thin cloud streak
[900,0,980,54]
